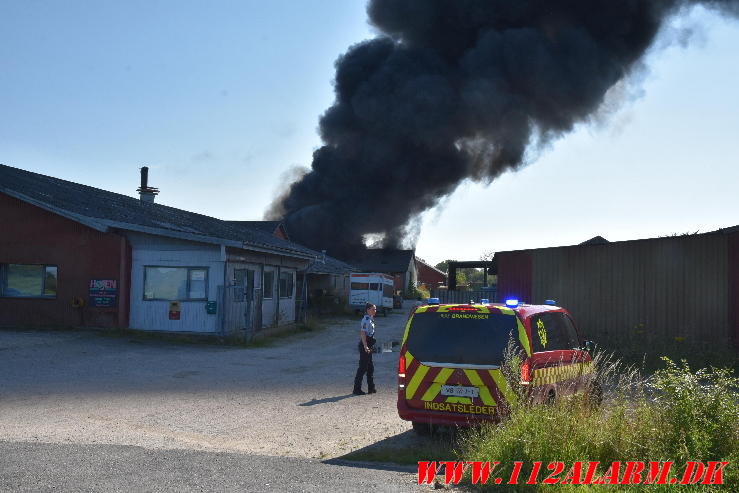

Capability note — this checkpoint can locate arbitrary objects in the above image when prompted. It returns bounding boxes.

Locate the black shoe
[367,388,377,394]
[353,389,366,395]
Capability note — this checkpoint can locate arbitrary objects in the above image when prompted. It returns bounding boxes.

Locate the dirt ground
[0,307,419,459]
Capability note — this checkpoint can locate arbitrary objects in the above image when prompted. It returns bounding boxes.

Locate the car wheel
[412,421,432,436]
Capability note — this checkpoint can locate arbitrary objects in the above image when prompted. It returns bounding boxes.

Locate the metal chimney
[136,166,159,203]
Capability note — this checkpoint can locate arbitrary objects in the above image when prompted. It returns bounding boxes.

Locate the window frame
[528,311,577,353]
[143,266,209,301]
[263,270,274,300]
[279,271,294,299]
[0,263,58,299]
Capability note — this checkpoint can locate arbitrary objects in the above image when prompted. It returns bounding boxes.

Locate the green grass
[456,355,739,492]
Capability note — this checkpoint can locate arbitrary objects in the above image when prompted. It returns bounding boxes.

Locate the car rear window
[405,311,518,366]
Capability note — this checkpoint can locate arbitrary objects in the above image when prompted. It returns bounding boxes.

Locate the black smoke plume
[268,0,738,257]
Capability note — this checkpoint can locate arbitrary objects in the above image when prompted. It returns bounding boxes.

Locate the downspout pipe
[220,244,227,336]
[297,256,317,324]
[276,265,281,326]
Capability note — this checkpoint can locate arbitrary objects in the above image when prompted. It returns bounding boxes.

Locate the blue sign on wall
[89,279,117,308]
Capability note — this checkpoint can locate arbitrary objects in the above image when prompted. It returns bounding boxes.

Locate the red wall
[274,225,289,240]
[0,193,130,328]
[394,273,404,292]
[496,251,532,303]
[729,232,739,349]
[415,260,446,287]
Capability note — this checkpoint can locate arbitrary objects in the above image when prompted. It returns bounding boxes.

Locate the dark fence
[430,287,498,304]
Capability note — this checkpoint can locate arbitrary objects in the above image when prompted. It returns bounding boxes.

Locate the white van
[349,273,394,315]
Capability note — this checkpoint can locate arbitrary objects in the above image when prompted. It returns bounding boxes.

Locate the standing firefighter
[353,302,377,395]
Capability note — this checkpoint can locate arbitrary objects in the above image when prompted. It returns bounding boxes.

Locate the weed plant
[457,345,739,492]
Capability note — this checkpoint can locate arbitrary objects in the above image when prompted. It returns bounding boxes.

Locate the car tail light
[448,305,480,312]
[398,354,406,378]
[521,359,531,384]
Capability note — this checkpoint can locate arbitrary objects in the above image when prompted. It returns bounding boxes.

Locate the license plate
[440,385,479,398]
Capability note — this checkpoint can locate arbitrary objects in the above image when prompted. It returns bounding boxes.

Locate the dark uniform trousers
[353,338,375,392]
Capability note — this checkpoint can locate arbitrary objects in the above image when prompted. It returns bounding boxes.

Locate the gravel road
[0,308,415,460]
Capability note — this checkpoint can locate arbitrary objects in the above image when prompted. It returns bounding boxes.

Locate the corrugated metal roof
[0,164,317,259]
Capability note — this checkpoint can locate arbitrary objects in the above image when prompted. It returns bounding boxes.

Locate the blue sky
[2,2,737,266]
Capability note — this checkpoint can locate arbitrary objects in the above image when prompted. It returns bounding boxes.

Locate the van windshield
[405,311,518,366]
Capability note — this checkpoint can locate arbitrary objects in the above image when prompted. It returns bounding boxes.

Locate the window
[279,271,294,298]
[263,271,274,299]
[369,283,379,291]
[406,311,518,366]
[351,282,369,290]
[383,284,393,297]
[0,264,57,298]
[529,312,579,352]
[144,267,208,301]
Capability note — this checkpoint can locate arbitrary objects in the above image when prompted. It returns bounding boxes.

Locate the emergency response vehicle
[397,298,598,433]
[349,273,394,315]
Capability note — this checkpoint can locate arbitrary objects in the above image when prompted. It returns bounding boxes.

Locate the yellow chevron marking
[414,306,429,313]
[445,396,472,404]
[401,317,415,344]
[434,367,454,383]
[421,383,442,401]
[421,368,453,401]
[405,351,414,366]
[489,369,516,406]
[406,364,429,400]
[464,370,496,406]
[498,307,515,316]
[463,369,484,386]
[517,318,531,356]
[531,362,593,386]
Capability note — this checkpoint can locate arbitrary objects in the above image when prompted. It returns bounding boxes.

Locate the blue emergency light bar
[544,299,557,305]
[480,298,489,304]
[505,299,519,308]
[428,297,440,305]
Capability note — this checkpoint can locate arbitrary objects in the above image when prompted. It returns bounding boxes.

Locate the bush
[457,354,739,491]
[405,280,430,300]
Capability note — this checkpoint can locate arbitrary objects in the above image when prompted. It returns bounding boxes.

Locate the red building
[0,192,131,328]
[494,229,739,350]
[415,258,447,290]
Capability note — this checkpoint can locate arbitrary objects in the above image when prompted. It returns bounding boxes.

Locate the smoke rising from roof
[267,0,738,257]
